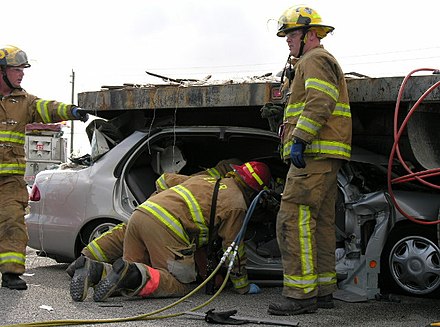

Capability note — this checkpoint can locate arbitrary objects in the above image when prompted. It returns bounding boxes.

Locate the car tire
[380,224,440,297]
[76,220,119,257]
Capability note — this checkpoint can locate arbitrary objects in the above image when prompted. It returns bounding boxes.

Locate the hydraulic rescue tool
[185,309,299,326]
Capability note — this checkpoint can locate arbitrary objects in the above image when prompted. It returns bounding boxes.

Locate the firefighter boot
[93,258,145,302]
[65,258,79,278]
[268,297,317,315]
[70,256,106,302]
[1,273,27,290]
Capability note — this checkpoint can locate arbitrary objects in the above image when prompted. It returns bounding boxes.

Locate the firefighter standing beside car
[70,161,270,302]
[0,45,89,290]
[267,6,352,315]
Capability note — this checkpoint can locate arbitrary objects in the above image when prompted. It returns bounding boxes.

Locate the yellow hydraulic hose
[3,189,266,327]
[0,245,238,327]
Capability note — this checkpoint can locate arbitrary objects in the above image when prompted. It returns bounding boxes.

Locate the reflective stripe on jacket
[0,89,77,175]
[136,174,250,291]
[281,46,352,161]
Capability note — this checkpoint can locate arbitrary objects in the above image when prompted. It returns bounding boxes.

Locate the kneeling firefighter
[66,158,243,277]
[70,161,271,302]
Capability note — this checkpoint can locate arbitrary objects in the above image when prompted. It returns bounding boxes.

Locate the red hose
[387,68,440,225]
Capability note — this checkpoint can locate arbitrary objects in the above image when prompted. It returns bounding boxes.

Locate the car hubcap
[389,236,440,295]
[88,223,117,243]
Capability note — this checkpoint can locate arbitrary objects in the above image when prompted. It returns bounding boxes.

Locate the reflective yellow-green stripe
[57,103,70,121]
[0,131,25,144]
[86,223,126,262]
[318,272,337,286]
[36,100,71,123]
[283,273,317,294]
[0,252,26,266]
[306,140,351,158]
[155,174,168,191]
[285,102,351,119]
[139,200,190,245]
[299,204,314,275]
[305,78,339,102]
[283,205,322,294]
[283,140,351,159]
[245,162,264,186]
[296,116,322,136]
[284,102,305,119]
[87,240,108,262]
[36,99,51,123]
[0,163,26,175]
[334,102,351,117]
[230,273,249,289]
[205,167,221,178]
[171,185,208,246]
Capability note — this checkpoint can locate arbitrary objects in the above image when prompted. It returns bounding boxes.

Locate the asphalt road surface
[0,248,439,327]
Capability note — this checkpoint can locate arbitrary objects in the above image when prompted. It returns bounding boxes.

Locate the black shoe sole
[70,256,90,302]
[93,259,129,302]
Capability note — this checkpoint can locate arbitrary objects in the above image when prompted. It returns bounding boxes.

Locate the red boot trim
[138,266,160,297]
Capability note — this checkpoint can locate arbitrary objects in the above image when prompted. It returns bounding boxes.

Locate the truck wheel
[380,225,440,297]
[75,220,119,257]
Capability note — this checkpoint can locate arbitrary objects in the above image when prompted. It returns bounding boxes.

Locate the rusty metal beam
[78,75,440,112]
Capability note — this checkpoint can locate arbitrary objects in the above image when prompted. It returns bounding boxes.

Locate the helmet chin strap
[1,67,19,90]
[298,27,309,57]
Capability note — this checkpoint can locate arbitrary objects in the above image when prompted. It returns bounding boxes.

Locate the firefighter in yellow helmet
[70,161,271,302]
[0,45,89,290]
[267,6,352,315]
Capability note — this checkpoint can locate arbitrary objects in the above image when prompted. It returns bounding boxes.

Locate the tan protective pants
[0,176,29,274]
[81,223,126,263]
[123,210,192,297]
[81,220,217,296]
[276,158,342,299]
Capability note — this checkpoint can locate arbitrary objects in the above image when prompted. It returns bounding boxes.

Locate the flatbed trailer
[78,74,440,171]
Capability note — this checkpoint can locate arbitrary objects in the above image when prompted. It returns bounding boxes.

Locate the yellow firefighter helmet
[0,45,31,67]
[277,6,334,38]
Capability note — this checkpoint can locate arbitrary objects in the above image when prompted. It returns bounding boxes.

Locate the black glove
[71,107,89,122]
[290,138,306,168]
[260,102,284,133]
[205,309,246,325]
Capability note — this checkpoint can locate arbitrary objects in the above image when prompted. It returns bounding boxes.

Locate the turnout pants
[123,210,194,297]
[82,223,126,263]
[0,176,29,274]
[276,158,342,299]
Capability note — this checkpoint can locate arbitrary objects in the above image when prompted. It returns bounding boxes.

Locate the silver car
[26,112,440,299]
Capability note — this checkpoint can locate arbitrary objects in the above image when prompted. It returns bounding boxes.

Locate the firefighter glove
[71,107,89,122]
[290,139,306,168]
[247,283,261,294]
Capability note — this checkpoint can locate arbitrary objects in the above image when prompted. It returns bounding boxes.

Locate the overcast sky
[4,0,440,154]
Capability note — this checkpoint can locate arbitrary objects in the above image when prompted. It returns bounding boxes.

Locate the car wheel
[381,225,440,297]
[76,220,119,257]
